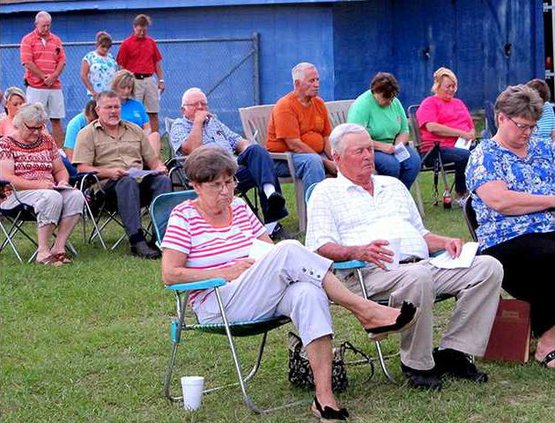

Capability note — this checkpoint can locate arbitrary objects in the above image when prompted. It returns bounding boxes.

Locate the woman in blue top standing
[111,69,161,158]
[80,32,117,98]
[466,85,555,369]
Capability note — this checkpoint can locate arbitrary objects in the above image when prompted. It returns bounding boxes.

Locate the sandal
[311,397,349,422]
[36,255,63,267]
[539,350,555,368]
[366,301,419,340]
[53,252,72,264]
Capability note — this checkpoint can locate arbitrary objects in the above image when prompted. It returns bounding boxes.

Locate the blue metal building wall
[0,0,544,121]
[332,0,544,110]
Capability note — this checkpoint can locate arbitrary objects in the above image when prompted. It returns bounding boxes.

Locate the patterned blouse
[82,50,117,95]
[0,133,60,183]
[466,136,555,251]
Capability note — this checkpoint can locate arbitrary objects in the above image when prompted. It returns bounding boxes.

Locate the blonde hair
[431,67,458,94]
[111,69,135,96]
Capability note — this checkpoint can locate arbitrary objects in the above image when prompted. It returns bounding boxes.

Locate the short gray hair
[184,146,238,183]
[329,123,368,154]
[292,62,316,84]
[35,11,52,23]
[13,103,48,129]
[181,87,205,107]
[495,84,543,122]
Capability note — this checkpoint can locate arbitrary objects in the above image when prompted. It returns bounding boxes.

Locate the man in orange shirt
[267,62,337,195]
[20,11,66,147]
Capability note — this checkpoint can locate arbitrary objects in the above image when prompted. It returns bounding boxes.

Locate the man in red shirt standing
[116,14,164,135]
[20,11,66,148]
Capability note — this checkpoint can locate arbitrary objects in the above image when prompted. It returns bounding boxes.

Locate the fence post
[252,32,260,105]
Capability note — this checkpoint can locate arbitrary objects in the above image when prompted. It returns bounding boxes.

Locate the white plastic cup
[181,376,204,411]
[385,238,402,271]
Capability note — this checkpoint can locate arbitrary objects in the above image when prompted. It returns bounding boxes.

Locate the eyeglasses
[508,116,537,133]
[203,178,237,193]
[183,101,208,108]
[24,122,44,132]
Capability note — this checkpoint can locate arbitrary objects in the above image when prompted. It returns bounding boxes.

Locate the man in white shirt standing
[305,123,503,391]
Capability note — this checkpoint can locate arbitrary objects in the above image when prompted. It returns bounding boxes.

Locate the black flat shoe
[311,396,349,422]
[365,301,419,340]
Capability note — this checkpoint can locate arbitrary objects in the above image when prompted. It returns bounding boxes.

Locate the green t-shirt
[347,90,409,144]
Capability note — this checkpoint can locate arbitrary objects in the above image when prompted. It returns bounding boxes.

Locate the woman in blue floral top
[80,32,117,98]
[466,85,555,369]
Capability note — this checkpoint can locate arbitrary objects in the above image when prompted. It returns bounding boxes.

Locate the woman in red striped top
[161,147,418,421]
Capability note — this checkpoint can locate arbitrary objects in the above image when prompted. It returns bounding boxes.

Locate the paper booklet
[430,242,479,269]
[394,143,410,163]
[248,239,275,261]
[127,168,163,182]
[454,137,471,150]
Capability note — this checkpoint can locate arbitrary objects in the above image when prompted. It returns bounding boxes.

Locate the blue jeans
[374,145,421,189]
[236,144,288,223]
[274,152,326,197]
[422,147,470,195]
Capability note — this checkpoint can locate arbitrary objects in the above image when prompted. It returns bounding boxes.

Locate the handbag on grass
[288,331,372,392]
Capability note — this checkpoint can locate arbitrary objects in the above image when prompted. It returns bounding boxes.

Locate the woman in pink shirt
[416,67,475,204]
[0,87,26,137]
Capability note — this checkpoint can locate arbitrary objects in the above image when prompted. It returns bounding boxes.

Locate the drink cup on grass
[181,376,204,411]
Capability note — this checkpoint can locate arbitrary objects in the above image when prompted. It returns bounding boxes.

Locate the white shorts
[26,87,65,119]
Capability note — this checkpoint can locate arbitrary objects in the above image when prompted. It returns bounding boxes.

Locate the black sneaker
[400,362,442,391]
[131,240,161,259]
[269,222,292,241]
[433,348,488,382]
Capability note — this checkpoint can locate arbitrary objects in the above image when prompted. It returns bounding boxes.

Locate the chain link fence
[0,33,259,135]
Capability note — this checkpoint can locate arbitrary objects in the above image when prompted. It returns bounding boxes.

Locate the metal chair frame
[0,185,78,262]
[150,191,305,414]
[407,104,456,208]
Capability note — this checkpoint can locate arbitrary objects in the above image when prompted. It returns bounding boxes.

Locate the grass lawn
[1,173,554,423]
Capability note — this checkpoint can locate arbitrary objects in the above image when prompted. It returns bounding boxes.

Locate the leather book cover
[483,299,531,363]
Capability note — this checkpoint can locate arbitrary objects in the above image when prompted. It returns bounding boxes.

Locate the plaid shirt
[305,173,430,261]
[169,116,241,156]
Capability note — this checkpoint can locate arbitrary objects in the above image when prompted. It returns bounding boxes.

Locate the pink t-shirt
[416,95,473,152]
[161,197,267,308]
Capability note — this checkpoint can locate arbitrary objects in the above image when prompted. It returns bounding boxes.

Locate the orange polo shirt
[20,29,65,89]
[267,92,331,153]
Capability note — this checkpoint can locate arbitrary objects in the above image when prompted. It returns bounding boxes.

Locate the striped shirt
[534,101,555,139]
[161,197,267,307]
[20,29,65,89]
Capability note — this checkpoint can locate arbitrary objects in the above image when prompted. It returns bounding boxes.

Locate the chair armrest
[164,278,226,291]
[332,260,366,270]
[269,151,296,179]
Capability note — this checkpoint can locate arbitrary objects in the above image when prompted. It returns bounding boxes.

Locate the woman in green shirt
[347,73,420,189]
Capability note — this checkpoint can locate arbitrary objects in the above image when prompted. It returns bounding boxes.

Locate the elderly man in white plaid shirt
[305,123,503,391]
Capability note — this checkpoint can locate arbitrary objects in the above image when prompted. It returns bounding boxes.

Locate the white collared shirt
[305,172,430,260]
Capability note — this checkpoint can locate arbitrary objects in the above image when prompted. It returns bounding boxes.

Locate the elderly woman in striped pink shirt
[161,146,418,421]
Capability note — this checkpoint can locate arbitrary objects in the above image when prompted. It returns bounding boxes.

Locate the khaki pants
[344,255,503,370]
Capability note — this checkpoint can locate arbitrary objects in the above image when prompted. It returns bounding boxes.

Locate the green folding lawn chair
[150,190,304,414]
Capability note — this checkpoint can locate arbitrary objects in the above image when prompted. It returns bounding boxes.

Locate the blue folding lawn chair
[150,190,304,414]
